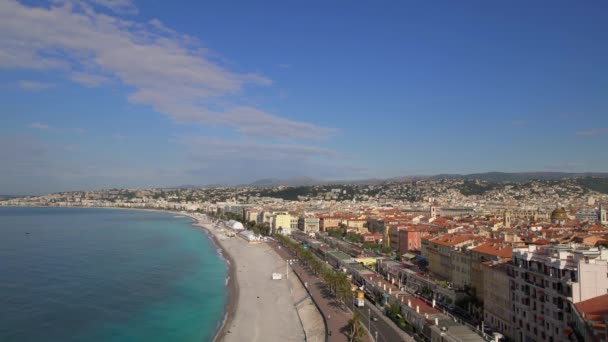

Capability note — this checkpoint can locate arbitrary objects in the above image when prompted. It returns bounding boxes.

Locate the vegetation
[274,234,352,304]
[576,177,608,194]
[347,311,365,342]
[362,242,393,254]
[457,180,497,196]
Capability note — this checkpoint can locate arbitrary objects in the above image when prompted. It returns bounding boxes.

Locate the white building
[509,244,608,342]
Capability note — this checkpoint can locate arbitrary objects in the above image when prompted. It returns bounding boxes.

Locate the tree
[347,311,365,342]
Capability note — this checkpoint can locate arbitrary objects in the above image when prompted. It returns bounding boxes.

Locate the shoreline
[0,205,236,342]
[0,205,315,341]
[188,218,238,342]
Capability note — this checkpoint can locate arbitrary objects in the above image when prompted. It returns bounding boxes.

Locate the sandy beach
[189,215,316,342]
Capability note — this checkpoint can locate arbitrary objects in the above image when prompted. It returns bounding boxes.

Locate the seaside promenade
[269,240,371,342]
[194,218,325,342]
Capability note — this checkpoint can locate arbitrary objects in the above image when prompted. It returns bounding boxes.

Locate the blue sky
[1,0,607,194]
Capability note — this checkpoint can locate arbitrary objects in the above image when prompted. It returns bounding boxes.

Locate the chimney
[432,299,436,308]
[408,299,412,307]
[435,318,439,326]
[416,305,420,314]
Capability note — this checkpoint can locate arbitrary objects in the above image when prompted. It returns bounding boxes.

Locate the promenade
[269,240,370,342]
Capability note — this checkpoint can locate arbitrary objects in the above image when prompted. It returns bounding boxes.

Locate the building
[451,249,472,290]
[551,207,568,225]
[576,208,598,223]
[319,215,341,231]
[469,243,512,303]
[571,294,608,342]
[422,234,478,281]
[298,216,320,234]
[600,204,607,225]
[482,262,513,339]
[290,216,299,231]
[397,227,432,254]
[509,244,608,342]
[272,213,292,235]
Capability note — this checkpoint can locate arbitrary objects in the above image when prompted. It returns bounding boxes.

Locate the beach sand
[191,217,307,342]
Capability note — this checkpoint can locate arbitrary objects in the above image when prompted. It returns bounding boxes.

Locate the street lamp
[368,308,371,332]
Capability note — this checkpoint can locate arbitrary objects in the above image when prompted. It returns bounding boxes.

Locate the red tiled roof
[471,242,513,258]
[575,294,608,322]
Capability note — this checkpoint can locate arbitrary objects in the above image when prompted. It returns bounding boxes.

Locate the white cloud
[89,0,138,14]
[28,122,51,130]
[0,1,333,140]
[18,80,55,91]
[69,71,110,87]
[181,136,336,161]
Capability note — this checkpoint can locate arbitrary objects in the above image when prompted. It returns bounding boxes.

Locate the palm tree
[347,311,365,342]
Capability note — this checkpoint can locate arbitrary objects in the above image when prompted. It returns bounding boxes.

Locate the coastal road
[268,240,367,342]
[270,237,416,342]
[347,297,415,342]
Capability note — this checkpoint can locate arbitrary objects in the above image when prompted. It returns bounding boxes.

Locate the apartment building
[451,249,472,290]
[421,234,478,281]
[319,215,341,231]
[482,262,513,339]
[272,213,292,235]
[509,244,608,342]
[298,216,320,234]
[469,243,512,303]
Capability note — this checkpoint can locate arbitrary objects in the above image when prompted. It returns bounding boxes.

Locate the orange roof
[471,243,513,258]
[429,234,475,247]
[588,225,607,232]
[575,294,608,322]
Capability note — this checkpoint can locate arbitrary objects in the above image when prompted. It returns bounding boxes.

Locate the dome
[551,207,568,221]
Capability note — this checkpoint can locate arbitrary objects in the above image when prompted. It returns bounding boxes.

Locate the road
[271,238,419,342]
[345,297,415,342]
[269,240,367,342]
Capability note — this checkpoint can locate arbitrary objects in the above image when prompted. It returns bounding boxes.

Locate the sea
[0,207,227,342]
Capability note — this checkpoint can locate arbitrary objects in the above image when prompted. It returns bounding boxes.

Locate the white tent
[227,220,245,230]
[239,230,261,242]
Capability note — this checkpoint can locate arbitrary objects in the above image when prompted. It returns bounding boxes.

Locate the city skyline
[1,0,608,194]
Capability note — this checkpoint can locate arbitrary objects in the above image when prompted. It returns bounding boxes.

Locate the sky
[1,0,607,194]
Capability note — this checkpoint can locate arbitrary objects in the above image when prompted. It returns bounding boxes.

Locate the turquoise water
[0,207,227,342]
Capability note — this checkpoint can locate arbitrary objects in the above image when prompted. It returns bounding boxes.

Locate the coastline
[188,218,238,342]
[0,205,310,342]
[0,205,235,342]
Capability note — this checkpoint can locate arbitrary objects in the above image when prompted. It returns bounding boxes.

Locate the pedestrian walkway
[269,241,370,342]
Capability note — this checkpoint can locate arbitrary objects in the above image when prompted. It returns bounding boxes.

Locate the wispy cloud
[18,80,55,91]
[69,72,110,87]
[181,136,336,161]
[576,128,608,137]
[90,0,138,15]
[28,122,50,130]
[0,1,333,141]
[278,63,291,69]
[511,120,528,126]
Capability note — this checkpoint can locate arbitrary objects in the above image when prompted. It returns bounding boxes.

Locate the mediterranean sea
[0,207,226,342]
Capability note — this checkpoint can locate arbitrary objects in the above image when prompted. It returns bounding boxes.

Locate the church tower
[504,210,512,228]
[430,203,438,219]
